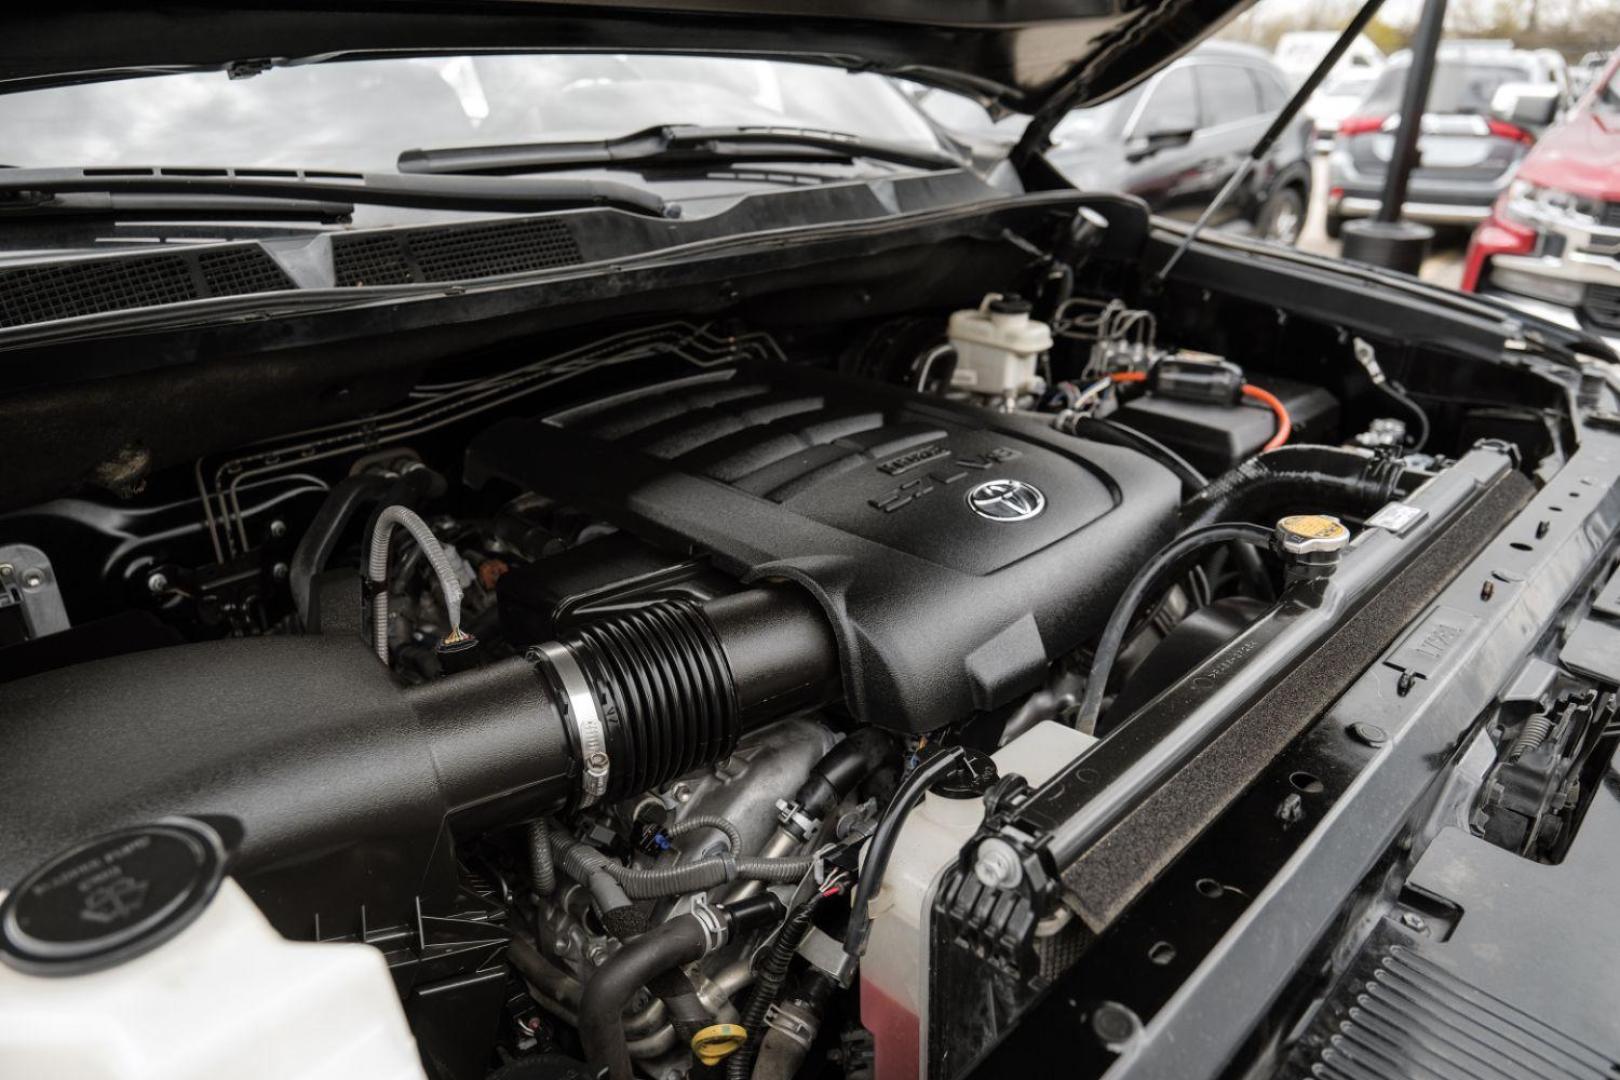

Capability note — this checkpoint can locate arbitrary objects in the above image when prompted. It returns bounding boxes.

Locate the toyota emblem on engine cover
[966,479,1045,522]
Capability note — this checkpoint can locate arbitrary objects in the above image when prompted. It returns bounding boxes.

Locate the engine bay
[1,204,1610,1080]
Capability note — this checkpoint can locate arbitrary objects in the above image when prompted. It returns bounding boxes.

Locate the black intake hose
[1181,445,1404,532]
[534,588,840,806]
[580,895,785,1080]
[0,587,839,935]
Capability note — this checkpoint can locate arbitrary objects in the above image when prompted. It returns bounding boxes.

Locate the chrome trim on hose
[533,640,610,806]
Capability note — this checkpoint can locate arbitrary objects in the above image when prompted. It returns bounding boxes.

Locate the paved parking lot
[1296,157,1468,289]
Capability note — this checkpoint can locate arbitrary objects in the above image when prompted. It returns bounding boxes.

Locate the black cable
[727,890,835,1080]
[843,745,967,960]
[1076,523,1274,733]
[1067,415,1208,497]
[1382,381,1430,450]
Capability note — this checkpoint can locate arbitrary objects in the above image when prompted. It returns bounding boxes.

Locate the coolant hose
[550,832,813,904]
[1076,522,1275,734]
[581,914,712,1080]
[1181,445,1403,533]
[368,505,465,662]
[727,890,834,1080]
[581,897,784,1080]
[794,728,897,821]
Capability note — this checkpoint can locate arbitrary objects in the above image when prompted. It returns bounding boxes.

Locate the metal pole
[1377,0,1449,224]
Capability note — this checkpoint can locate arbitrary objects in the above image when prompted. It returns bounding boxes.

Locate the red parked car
[1463,49,1620,345]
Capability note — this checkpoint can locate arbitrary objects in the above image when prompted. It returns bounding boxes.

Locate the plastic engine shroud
[466,360,1180,733]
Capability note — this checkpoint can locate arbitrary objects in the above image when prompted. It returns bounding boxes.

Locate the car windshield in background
[1360,59,1534,115]
[0,54,944,173]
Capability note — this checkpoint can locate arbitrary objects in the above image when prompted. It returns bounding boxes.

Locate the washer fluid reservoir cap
[0,817,227,976]
[929,746,1000,800]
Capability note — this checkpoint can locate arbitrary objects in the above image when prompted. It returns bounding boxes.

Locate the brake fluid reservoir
[946,293,1053,400]
[0,820,424,1080]
[860,722,1096,1080]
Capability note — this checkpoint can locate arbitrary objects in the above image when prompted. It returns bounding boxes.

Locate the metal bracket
[0,544,69,640]
[931,774,1057,978]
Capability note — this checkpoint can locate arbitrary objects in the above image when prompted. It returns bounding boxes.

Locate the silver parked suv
[1326,43,1567,237]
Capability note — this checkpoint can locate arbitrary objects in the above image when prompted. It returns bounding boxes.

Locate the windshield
[0,54,944,173]
[1322,73,1378,99]
[1361,58,1535,116]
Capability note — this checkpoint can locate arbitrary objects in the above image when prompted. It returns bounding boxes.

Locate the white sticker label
[1366,502,1427,536]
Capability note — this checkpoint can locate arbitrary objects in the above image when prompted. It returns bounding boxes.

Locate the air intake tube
[517,587,841,810]
[0,587,841,936]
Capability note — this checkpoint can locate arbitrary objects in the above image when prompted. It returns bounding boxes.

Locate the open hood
[5,0,1245,122]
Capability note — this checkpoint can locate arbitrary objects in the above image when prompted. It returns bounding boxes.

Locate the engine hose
[550,833,634,915]
[581,914,713,1080]
[793,728,897,822]
[367,505,465,663]
[551,832,813,904]
[581,897,785,1080]
[1181,445,1404,533]
[727,891,832,1080]
[844,745,969,961]
[666,814,744,854]
[1076,523,1275,734]
[529,819,557,897]
[752,971,839,1080]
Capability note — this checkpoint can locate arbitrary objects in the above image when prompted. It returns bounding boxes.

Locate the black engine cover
[467,361,1178,732]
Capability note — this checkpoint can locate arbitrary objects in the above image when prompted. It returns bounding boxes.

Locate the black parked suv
[918,43,1314,244]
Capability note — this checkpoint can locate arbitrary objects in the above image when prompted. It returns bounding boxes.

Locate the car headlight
[1503,180,1604,229]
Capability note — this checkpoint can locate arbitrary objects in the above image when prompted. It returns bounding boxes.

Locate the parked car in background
[1273,30,1384,87]
[1570,50,1612,98]
[1303,68,1381,151]
[1463,48,1620,347]
[1326,44,1568,237]
[915,43,1314,244]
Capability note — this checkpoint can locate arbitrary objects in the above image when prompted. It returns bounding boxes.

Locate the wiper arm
[0,192,355,223]
[0,166,672,219]
[397,124,960,176]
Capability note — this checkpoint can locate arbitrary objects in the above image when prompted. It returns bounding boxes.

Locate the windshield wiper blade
[0,166,672,219]
[0,191,356,223]
[397,124,961,176]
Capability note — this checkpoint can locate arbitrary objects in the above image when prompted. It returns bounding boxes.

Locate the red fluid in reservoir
[862,975,921,1080]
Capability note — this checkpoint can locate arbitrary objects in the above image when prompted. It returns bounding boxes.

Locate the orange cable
[1241,383,1292,451]
[1109,369,1290,450]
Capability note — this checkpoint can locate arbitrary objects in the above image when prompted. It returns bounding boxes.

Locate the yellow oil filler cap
[691,1023,748,1066]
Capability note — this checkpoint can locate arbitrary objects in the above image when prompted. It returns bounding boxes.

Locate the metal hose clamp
[690,895,730,954]
[532,641,610,806]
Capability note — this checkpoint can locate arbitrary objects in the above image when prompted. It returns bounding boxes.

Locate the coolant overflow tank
[859,721,1096,1080]
[947,293,1053,399]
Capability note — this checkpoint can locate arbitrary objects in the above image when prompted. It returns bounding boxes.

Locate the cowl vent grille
[0,245,295,329]
[331,216,583,286]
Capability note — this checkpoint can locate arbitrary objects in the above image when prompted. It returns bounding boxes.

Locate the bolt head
[1348,721,1388,747]
[271,562,289,581]
[268,519,288,539]
[20,569,44,589]
[146,571,169,594]
[973,838,1023,890]
[1400,911,1427,933]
